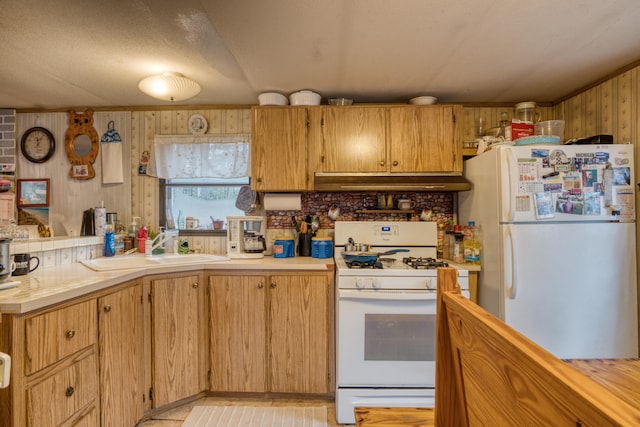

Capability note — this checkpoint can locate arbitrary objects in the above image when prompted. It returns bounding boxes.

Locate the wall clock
[20,126,56,163]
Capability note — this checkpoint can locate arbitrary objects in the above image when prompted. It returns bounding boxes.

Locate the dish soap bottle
[104,223,115,257]
[128,216,139,238]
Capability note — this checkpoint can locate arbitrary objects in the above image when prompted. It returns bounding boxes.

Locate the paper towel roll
[94,207,107,236]
[263,193,302,211]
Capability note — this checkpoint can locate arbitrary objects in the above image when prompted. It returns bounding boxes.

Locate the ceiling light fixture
[138,72,201,102]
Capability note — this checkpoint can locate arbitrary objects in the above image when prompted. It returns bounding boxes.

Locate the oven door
[337,289,437,387]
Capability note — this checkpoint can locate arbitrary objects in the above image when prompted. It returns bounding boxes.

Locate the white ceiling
[3,0,640,110]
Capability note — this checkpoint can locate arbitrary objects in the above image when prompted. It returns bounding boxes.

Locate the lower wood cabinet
[150,273,207,408]
[0,299,100,427]
[26,349,98,426]
[99,282,144,427]
[0,267,334,426]
[209,271,333,394]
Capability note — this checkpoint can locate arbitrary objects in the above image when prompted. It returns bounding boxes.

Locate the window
[152,133,251,232]
[160,177,249,232]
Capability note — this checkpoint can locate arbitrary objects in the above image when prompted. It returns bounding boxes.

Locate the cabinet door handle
[270,282,277,288]
[392,160,398,166]
[103,305,112,313]
[65,329,76,340]
[258,283,264,289]
[192,282,199,288]
[379,160,385,166]
[65,386,75,397]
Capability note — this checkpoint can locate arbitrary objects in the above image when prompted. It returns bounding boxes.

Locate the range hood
[313,173,471,192]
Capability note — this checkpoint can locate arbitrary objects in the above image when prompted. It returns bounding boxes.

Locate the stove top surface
[336,246,443,276]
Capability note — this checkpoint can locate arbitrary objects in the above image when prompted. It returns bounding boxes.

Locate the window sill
[177,229,227,237]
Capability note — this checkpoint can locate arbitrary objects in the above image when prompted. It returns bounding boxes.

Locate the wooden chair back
[436,267,640,426]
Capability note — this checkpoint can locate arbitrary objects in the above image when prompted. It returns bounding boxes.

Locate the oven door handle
[338,289,436,301]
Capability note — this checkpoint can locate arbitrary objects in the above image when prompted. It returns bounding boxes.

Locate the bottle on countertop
[463,221,481,265]
[137,225,148,254]
[114,234,125,255]
[442,225,451,260]
[104,223,115,257]
[436,223,445,259]
[452,224,464,264]
[128,217,139,238]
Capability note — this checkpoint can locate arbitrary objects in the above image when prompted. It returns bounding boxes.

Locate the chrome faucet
[145,228,179,256]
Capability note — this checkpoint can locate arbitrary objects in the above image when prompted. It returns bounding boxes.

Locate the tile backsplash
[10,236,103,269]
[266,191,454,229]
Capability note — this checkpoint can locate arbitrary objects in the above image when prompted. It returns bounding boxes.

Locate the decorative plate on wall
[188,114,208,135]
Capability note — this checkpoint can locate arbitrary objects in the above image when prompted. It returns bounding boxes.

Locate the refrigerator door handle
[505,224,517,299]
[504,149,517,222]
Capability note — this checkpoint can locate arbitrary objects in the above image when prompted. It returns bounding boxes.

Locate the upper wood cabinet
[252,104,464,192]
[315,104,463,174]
[251,107,311,191]
[388,105,463,173]
[318,106,387,172]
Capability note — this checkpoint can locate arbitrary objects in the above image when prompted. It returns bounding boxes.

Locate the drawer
[25,299,97,374]
[27,352,98,426]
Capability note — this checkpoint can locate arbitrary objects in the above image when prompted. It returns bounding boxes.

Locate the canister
[311,237,333,259]
[273,236,295,258]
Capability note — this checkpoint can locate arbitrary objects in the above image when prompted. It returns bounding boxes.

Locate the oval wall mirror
[74,134,93,157]
[64,108,99,180]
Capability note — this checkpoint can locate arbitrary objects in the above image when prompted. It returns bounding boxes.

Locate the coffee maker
[226,216,267,259]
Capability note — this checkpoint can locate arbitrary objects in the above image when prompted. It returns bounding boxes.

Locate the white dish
[409,95,438,105]
[188,114,208,135]
[258,92,288,106]
[289,90,321,106]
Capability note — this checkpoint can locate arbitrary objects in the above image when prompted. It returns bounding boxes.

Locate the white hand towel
[101,121,124,184]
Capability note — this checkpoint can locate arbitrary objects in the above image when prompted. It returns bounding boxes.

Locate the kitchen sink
[81,253,229,271]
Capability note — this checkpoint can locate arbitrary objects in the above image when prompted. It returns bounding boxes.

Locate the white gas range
[333,221,468,424]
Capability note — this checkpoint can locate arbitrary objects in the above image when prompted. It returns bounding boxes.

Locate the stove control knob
[371,280,380,289]
[355,279,366,289]
[425,278,436,290]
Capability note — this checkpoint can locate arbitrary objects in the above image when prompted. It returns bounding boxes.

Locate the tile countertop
[0,256,334,314]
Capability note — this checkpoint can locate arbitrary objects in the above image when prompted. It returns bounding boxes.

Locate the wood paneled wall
[17,65,640,242]
[16,111,132,236]
[557,66,639,144]
[129,109,251,232]
[462,64,640,147]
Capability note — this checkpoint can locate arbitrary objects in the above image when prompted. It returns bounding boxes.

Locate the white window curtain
[149,134,250,179]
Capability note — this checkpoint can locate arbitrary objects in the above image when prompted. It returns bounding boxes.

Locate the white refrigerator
[459,143,638,359]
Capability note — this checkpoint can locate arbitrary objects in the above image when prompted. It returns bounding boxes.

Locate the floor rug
[182,405,328,427]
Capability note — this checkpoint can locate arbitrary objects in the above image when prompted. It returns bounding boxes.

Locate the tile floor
[138,396,354,426]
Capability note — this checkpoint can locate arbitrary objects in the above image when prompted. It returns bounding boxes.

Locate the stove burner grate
[346,260,383,269]
[402,257,448,269]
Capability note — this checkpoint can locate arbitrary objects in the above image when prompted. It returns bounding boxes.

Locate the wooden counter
[566,358,640,411]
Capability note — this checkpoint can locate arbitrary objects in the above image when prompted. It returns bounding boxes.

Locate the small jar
[311,237,333,259]
[453,233,464,264]
[515,101,537,123]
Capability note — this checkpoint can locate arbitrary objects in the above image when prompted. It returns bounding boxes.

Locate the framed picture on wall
[17,178,50,207]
